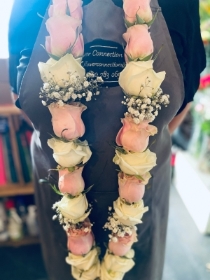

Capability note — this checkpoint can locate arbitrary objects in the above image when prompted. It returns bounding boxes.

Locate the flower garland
[37,0,169,279]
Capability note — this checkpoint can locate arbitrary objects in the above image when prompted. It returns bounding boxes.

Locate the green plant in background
[201,120,210,135]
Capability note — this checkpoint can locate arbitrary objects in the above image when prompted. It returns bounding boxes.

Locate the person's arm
[168,102,192,134]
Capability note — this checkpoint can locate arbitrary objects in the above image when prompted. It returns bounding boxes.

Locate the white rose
[66,247,100,271]
[57,194,90,223]
[101,262,124,280]
[38,54,85,88]
[119,61,165,97]
[71,261,100,280]
[113,198,149,226]
[103,249,135,274]
[113,149,156,176]
[47,138,92,167]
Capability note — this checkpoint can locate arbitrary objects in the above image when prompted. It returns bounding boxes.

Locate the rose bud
[58,167,85,195]
[108,231,137,257]
[116,116,157,152]
[118,172,145,203]
[48,102,86,140]
[67,231,94,255]
[123,25,153,62]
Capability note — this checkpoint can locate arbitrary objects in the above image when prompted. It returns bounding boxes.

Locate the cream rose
[66,247,100,271]
[38,54,85,88]
[113,198,149,226]
[119,61,165,98]
[101,249,135,280]
[101,262,124,280]
[113,149,156,176]
[57,194,90,223]
[71,261,100,280]
[47,138,92,167]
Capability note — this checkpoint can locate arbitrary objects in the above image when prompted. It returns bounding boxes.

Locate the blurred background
[0,1,210,280]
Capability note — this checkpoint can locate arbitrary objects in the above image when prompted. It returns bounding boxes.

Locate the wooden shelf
[0,235,40,248]
[0,182,34,197]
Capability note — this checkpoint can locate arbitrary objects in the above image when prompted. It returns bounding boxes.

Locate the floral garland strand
[37,0,170,280]
[38,0,102,279]
[101,1,169,279]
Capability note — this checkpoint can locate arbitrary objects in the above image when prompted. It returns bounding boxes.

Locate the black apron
[18,0,184,279]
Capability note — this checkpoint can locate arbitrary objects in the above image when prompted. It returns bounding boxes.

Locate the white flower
[57,100,64,106]
[52,92,61,99]
[113,198,148,226]
[72,261,100,280]
[84,81,89,87]
[42,100,47,106]
[113,149,156,176]
[72,93,77,100]
[100,250,135,280]
[57,194,90,223]
[38,54,85,88]
[47,138,92,167]
[66,247,100,271]
[43,83,50,89]
[119,61,165,98]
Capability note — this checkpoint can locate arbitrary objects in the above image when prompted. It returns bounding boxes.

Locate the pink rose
[48,0,67,17]
[108,231,137,256]
[58,167,85,195]
[123,0,153,24]
[48,102,86,140]
[67,231,94,255]
[123,25,153,61]
[118,172,145,203]
[45,15,82,57]
[67,0,83,20]
[72,33,84,58]
[116,116,157,152]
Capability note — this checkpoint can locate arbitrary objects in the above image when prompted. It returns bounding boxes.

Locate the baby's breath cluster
[104,214,135,242]
[40,71,103,106]
[52,201,92,232]
[122,88,170,124]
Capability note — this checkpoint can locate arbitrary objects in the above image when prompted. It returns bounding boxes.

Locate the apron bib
[18,0,184,279]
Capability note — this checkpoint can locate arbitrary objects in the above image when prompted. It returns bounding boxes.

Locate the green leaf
[135,174,145,181]
[82,184,94,194]
[136,14,145,24]
[124,18,134,28]
[140,52,154,62]
[153,45,164,61]
[147,9,160,27]
[50,184,63,196]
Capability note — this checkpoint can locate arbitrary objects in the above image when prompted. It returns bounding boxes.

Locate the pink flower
[45,15,82,57]
[48,102,86,140]
[108,231,137,256]
[58,167,85,195]
[72,33,84,58]
[118,172,145,203]
[48,0,67,17]
[123,0,153,24]
[123,25,153,61]
[116,116,157,152]
[67,0,83,20]
[67,231,94,255]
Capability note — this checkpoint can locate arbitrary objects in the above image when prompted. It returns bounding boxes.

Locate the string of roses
[37,1,169,280]
[101,1,169,279]
[38,1,101,279]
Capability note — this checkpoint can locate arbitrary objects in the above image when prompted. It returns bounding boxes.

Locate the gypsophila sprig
[104,215,135,242]
[39,71,103,106]
[122,88,169,123]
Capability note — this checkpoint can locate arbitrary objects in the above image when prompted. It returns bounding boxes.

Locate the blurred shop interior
[0,1,210,280]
